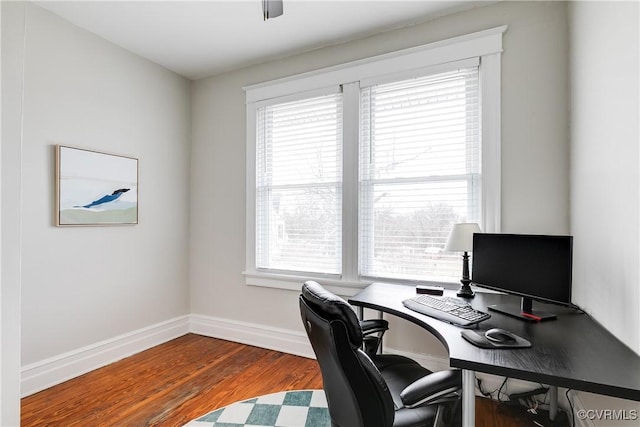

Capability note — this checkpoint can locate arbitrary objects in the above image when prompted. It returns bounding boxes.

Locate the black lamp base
[457,251,474,298]
[457,280,475,298]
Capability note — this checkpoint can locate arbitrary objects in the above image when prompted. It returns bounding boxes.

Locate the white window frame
[244,26,506,295]
[252,86,344,277]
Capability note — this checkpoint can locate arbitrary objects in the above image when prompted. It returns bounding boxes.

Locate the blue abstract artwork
[56,145,138,226]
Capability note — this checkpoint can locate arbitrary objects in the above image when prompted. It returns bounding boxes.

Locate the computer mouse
[485,328,518,344]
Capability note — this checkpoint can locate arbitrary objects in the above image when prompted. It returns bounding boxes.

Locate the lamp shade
[444,223,481,252]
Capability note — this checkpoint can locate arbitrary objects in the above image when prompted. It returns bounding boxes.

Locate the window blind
[256,94,343,274]
[359,67,480,281]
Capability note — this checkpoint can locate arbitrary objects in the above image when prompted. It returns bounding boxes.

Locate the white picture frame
[55,145,139,226]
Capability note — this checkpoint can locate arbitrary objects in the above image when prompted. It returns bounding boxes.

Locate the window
[359,67,480,282]
[255,93,343,275]
[245,26,505,292]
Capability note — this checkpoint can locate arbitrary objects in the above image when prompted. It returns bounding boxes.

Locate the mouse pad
[461,330,531,349]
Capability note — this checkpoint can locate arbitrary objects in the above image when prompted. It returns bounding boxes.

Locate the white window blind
[359,67,481,281]
[256,93,343,275]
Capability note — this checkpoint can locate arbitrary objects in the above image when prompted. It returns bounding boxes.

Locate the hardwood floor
[21,334,322,426]
[21,334,529,426]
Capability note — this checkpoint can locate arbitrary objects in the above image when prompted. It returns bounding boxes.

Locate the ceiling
[34,0,491,80]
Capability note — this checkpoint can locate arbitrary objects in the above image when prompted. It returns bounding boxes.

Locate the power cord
[533,383,550,407]
[476,376,511,402]
[476,377,492,398]
[566,389,575,427]
[496,377,510,402]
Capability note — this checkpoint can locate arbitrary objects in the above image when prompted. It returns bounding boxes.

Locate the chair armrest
[360,319,388,357]
[360,319,389,336]
[400,370,461,408]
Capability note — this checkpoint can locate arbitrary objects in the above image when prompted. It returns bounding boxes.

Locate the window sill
[243,270,462,298]
[243,271,369,297]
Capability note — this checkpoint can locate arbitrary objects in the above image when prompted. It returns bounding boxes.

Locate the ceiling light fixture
[262,0,284,20]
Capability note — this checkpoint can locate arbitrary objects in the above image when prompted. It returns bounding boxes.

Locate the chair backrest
[300,281,394,427]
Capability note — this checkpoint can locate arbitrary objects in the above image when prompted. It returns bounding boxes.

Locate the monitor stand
[488,297,557,322]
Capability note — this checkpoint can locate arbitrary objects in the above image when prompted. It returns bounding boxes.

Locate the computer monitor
[471,233,573,321]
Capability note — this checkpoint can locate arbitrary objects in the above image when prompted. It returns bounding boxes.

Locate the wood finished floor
[21,334,528,426]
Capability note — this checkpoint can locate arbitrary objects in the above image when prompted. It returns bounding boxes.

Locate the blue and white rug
[183,389,330,427]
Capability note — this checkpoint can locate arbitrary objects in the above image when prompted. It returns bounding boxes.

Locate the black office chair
[300,281,461,427]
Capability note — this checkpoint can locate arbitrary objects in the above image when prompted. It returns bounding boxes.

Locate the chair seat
[372,354,434,409]
[393,406,439,427]
[371,354,440,427]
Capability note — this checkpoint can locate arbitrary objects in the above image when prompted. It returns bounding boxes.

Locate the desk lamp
[445,223,481,298]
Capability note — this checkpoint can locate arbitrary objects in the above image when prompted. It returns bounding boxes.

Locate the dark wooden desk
[349,282,640,427]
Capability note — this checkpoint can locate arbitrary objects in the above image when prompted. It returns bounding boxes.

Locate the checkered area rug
[183,389,330,427]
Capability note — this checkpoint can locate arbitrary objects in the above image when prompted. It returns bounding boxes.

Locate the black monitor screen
[471,233,573,306]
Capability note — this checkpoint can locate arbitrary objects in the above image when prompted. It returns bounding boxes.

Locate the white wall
[7,2,192,371]
[569,1,640,355]
[190,1,570,358]
[1,2,26,424]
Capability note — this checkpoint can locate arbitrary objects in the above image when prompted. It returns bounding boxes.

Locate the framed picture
[55,145,138,226]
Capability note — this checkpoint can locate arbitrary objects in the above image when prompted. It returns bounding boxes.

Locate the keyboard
[402,295,491,326]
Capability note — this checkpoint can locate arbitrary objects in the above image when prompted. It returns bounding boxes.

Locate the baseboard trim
[189,314,314,359]
[20,315,190,397]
